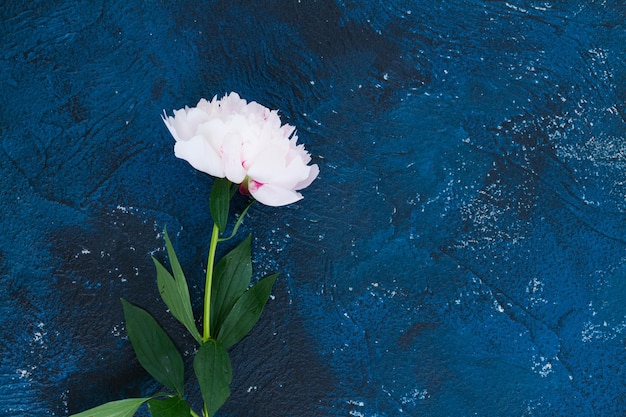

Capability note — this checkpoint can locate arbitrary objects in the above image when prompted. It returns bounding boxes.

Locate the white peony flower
[162,92,319,207]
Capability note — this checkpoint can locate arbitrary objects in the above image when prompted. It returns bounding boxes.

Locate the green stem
[190,409,201,417]
[202,223,221,341]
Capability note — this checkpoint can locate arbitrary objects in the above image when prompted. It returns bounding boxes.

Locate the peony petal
[247,101,269,119]
[248,147,314,190]
[161,113,181,142]
[173,106,210,141]
[174,135,224,178]
[276,157,312,189]
[295,163,319,190]
[249,183,303,207]
[221,92,247,114]
[197,118,228,151]
[221,132,246,184]
[245,145,290,183]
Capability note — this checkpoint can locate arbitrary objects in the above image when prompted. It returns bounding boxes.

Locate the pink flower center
[239,177,263,196]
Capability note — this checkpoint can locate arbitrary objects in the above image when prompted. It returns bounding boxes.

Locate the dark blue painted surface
[1,1,625,416]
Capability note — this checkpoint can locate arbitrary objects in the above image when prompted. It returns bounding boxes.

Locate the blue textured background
[1,1,625,416]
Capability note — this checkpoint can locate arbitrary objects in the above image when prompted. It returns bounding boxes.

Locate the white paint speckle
[17,369,31,379]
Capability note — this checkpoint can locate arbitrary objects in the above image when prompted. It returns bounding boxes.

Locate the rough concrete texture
[1,1,625,416]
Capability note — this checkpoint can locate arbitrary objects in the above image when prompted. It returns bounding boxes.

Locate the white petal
[246,145,290,183]
[172,107,210,141]
[250,183,303,207]
[221,133,246,184]
[174,136,224,177]
[275,157,312,189]
[295,163,319,190]
[161,113,181,142]
[221,92,247,114]
[248,148,315,190]
[197,119,228,150]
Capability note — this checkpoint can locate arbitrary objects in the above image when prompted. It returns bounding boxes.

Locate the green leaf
[147,397,191,417]
[210,178,232,233]
[210,235,253,335]
[69,398,149,417]
[216,273,278,350]
[121,299,185,396]
[154,259,201,343]
[193,339,232,417]
[153,229,201,343]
